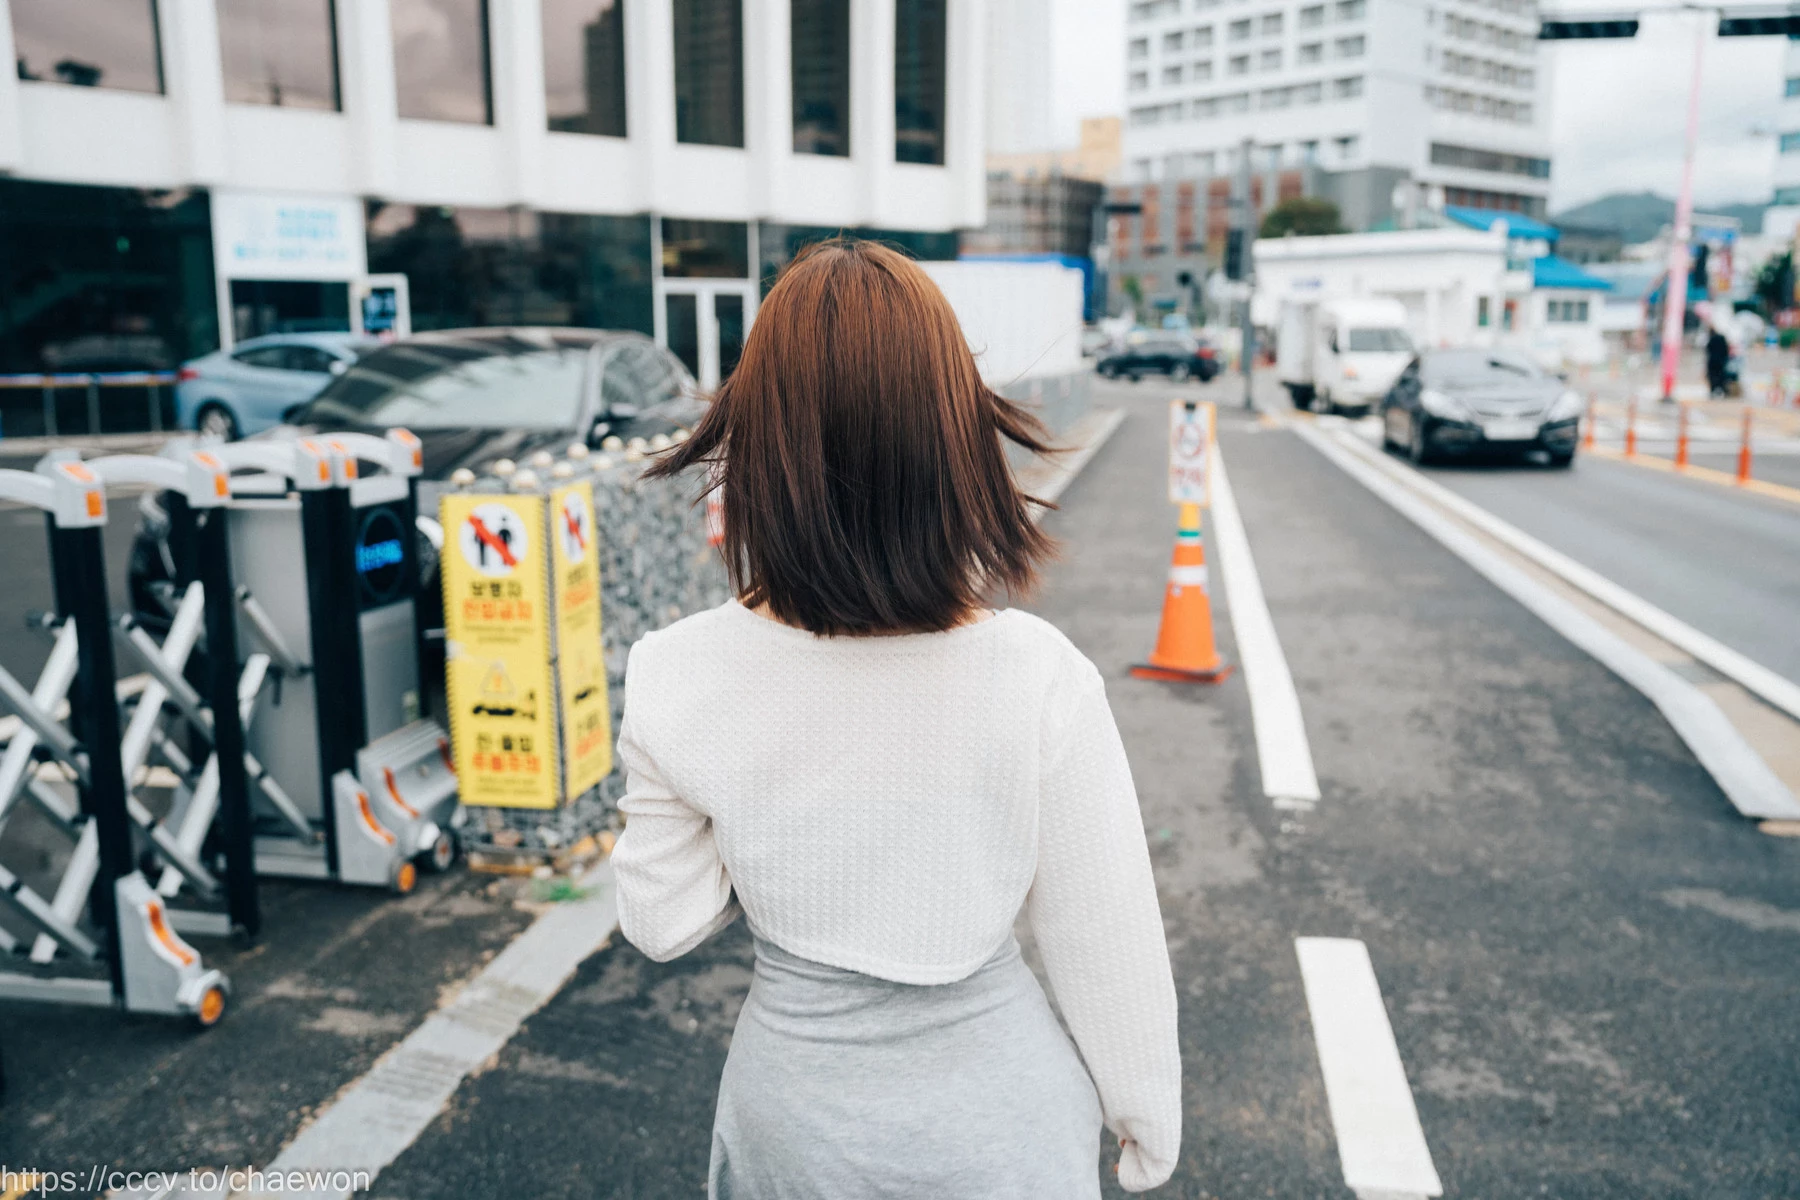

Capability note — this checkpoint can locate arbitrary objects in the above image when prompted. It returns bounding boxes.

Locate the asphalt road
[1409,446,1800,686]
[4,382,1799,1197]
[378,375,1796,1198]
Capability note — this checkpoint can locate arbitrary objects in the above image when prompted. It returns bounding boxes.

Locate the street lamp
[1542,5,1800,402]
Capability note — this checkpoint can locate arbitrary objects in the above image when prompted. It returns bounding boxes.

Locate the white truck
[1276,296,1415,415]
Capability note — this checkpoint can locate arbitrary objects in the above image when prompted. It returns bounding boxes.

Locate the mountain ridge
[1551,191,1769,243]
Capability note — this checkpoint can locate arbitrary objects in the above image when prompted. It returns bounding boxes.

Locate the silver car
[174,332,378,439]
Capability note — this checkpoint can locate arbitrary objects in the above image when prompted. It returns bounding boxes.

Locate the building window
[1129,0,1181,18]
[1130,36,1150,58]
[12,0,163,93]
[392,0,492,124]
[217,0,340,110]
[1334,133,1358,161]
[1260,86,1290,108]
[1196,150,1217,174]
[1477,296,1490,327]
[1775,186,1800,205]
[1300,139,1319,162]
[1781,131,1800,154]
[1298,81,1322,102]
[1129,70,1150,91]
[1299,42,1323,63]
[1430,142,1550,179]
[1260,48,1281,69]
[1193,60,1214,81]
[1333,75,1363,99]
[366,203,655,335]
[791,0,849,155]
[1228,53,1250,75]
[895,0,947,165]
[1164,30,1186,51]
[1194,26,1214,47]
[1261,12,1284,35]
[1229,18,1252,40]
[1546,299,1589,323]
[1787,76,1800,98]
[1299,4,1326,28]
[1162,64,1184,83]
[1336,0,1365,19]
[674,0,745,147]
[661,218,750,278]
[1335,35,1365,57]
[544,0,626,137]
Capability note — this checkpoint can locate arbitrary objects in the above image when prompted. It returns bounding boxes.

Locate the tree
[1754,250,1793,316]
[1259,196,1344,238]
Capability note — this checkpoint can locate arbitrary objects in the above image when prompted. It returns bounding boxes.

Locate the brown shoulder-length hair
[645,238,1056,636]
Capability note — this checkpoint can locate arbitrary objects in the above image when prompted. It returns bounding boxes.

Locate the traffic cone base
[1130,662,1236,684]
[1131,502,1232,687]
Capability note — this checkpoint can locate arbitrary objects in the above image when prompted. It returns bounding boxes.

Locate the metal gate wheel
[427,830,456,873]
[195,984,227,1028]
[393,860,418,895]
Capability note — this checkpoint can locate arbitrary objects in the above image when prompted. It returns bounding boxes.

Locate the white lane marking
[224,863,619,1200]
[1296,422,1800,821]
[1329,427,1800,723]
[1296,937,1444,1200]
[1031,406,1128,515]
[1210,446,1322,807]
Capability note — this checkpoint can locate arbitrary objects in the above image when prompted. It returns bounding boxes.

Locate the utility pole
[1237,136,1257,411]
[1658,18,1705,403]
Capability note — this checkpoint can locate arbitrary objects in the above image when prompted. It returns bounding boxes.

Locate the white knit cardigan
[611,600,1182,1191]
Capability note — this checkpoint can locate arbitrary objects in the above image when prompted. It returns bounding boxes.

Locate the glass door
[658,281,757,389]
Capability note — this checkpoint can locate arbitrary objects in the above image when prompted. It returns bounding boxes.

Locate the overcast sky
[1049,0,1786,212]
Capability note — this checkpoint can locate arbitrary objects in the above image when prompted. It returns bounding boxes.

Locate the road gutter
[1293,420,1800,823]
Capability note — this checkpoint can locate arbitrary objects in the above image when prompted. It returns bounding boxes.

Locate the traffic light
[1717,11,1800,36]
[1223,230,1245,281]
[1537,16,1639,39]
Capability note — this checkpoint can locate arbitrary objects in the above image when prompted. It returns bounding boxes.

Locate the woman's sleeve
[1027,664,1182,1192]
[610,654,740,961]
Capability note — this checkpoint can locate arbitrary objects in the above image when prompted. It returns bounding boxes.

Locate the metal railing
[0,371,177,439]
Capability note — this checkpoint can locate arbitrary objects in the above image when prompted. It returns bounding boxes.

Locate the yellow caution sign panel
[441,494,559,809]
[551,483,612,797]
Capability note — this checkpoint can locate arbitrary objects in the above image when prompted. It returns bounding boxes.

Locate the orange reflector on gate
[85,490,103,518]
[383,766,420,817]
[356,790,396,845]
[145,898,197,967]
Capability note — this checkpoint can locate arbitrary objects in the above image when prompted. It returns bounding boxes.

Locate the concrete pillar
[160,0,230,183]
[946,0,987,229]
[337,0,399,196]
[745,0,791,217]
[633,0,677,215]
[0,1,21,171]
[855,0,896,224]
[491,0,548,206]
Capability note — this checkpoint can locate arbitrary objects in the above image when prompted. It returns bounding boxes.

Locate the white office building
[1766,38,1800,240]
[0,0,984,425]
[1120,0,1553,228]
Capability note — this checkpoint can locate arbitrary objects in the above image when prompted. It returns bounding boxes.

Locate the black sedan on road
[1096,335,1221,383]
[1380,348,1584,467]
[129,327,701,628]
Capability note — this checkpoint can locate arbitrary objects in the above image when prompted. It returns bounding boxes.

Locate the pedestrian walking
[1706,326,1731,398]
[614,239,1182,1197]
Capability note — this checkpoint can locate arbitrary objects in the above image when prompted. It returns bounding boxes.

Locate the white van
[1276,297,1415,415]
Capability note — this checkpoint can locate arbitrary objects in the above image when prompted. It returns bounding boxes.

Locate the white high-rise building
[1119,0,1553,228]
[1766,40,1800,240]
[986,0,1058,154]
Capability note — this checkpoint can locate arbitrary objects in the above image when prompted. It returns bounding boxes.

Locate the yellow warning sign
[551,483,611,798]
[440,493,558,809]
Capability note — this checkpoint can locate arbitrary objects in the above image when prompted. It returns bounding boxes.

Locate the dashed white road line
[1296,421,1800,821]
[1209,445,1322,809]
[1296,937,1444,1200]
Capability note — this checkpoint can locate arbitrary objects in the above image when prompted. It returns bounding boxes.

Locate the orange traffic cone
[1131,503,1234,685]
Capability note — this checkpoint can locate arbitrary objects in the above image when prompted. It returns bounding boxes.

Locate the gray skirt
[710,935,1104,1200]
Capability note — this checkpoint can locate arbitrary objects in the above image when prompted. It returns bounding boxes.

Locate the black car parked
[1380,348,1585,467]
[1096,336,1221,383]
